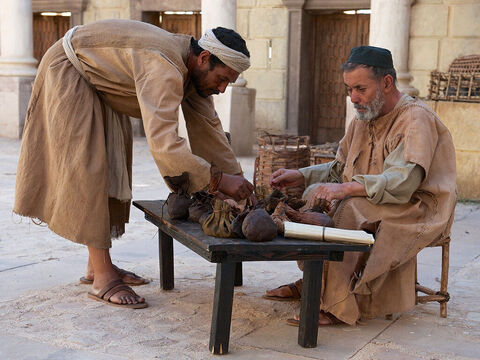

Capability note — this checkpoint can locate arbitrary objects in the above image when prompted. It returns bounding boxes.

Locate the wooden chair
[385,236,451,320]
[415,236,451,318]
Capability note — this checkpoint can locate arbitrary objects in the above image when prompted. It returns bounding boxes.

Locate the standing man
[14,19,254,309]
[265,46,457,325]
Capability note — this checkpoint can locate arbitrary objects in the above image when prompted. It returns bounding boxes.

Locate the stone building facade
[2,0,478,137]
[83,0,131,23]
[237,0,288,133]
[0,0,479,197]
[409,0,480,98]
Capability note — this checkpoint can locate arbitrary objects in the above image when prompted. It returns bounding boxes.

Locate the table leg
[298,260,323,348]
[234,262,242,287]
[209,262,235,355]
[159,230,174,290]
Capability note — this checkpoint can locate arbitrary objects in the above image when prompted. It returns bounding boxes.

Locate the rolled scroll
[284,222,374,245]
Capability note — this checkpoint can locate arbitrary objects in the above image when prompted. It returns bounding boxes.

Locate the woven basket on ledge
[428,54,480,102]
[254,133,310,199]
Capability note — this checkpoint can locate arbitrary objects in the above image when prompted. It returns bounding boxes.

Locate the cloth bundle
[241,208,277,242]
[164,172,192,220]
[262,188,334,235]
[229,192,279,242]
[165,171,334,243]
[202,198,237,238]
[188,191,214,224]
[271,201,289,234]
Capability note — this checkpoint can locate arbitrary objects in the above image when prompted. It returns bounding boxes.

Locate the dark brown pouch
[242,208,277,242]
[189,191,214,223]
[164,172,192,220]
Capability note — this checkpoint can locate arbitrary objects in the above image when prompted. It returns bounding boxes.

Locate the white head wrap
[198,29,250,73]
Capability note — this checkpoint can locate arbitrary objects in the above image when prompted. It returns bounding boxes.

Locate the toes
[111,291,144,305]
[123,274,148,285]
[123,275,137,283]
[318,312,335,325]
[292,313,332,325]
[124,295,135,304]
[125,294,143,304]
[265,285,291,297]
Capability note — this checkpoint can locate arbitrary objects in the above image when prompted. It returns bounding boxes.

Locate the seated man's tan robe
[14,19,240,249]
[299,96,457,324]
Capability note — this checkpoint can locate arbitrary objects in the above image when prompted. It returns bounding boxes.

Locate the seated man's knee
[333,197,379,231]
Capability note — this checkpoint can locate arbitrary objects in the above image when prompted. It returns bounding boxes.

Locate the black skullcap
[346,46,393,68]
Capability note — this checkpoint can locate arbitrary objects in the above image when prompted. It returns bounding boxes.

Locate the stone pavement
[0,138,479,360]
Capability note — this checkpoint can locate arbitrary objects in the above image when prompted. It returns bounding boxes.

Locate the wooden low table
[133,200,370,355]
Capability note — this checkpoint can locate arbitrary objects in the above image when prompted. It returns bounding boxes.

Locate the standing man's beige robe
[14,19,241,249]
[301,97,457,324]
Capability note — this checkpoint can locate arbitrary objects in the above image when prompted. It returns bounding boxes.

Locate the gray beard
[354,89,385,121]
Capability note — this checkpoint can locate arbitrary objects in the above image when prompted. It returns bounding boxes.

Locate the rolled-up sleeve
[353,142,425,204]
[299,160,344,187]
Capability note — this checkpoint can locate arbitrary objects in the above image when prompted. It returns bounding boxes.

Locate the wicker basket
[428,55,480,103]
[448,55,480,73]
[310,142,338,165]
[254,134,310,199]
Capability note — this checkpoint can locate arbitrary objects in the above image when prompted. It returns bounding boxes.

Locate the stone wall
[237,0,288,133]
[426,101,480,200]
[83,0,130,23]
[410,0,480,98]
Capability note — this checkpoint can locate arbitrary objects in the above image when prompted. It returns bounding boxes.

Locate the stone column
[369,0,418,96]
[201,0,236,32]
[198,0,256,155]
[0,0,37,138]
[283,0,305,135]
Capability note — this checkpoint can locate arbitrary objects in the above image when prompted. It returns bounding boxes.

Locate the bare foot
[291,311,340,326]
[86,247,147,308]
[263,279,302,300]
[92,273,145,306]
[84,264,149,286]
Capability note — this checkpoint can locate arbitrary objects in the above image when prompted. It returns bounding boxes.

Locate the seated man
[265,46,457,325]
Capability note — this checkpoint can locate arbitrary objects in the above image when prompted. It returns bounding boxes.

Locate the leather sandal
[286,311,340,327]
[262,279,302,301]
[87,279,148,309]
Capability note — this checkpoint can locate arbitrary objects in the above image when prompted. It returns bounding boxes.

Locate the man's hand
[218,173,254,201]
[270,169,305,189]
[314,181,367,202]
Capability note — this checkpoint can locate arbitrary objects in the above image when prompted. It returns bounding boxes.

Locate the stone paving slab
[237,317,393,359]
[353,341,478,360]
[0,334,125,360]
[375,312,480,359]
